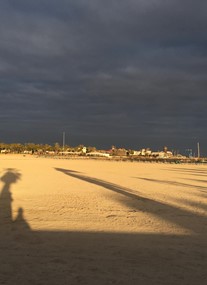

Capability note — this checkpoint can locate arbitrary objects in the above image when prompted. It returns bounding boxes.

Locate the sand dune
[0,155,206,284]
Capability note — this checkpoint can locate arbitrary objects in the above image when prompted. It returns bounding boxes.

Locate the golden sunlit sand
[0,155,206,284]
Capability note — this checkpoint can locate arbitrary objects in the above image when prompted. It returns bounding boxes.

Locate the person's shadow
[0,168,30,232]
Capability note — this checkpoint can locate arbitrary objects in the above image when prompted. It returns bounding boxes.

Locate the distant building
[82,147,87,154]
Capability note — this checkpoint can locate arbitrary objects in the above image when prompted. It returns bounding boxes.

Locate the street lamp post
[63,132,65,151]
[197,142,200,158]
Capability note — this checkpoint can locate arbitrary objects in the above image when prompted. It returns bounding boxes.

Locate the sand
[0,154,206,284]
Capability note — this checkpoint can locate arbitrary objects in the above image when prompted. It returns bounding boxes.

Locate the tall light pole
[197,142,200,158]
[63,132,65,151]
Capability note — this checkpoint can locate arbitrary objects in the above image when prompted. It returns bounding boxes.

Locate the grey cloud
[0,1,207,153]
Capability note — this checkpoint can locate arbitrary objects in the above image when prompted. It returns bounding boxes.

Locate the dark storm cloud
[0,0,207,153]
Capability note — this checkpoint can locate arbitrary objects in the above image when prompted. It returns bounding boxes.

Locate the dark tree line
[0,142,97,154]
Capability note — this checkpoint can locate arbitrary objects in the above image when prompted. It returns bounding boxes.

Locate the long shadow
[167,167,207,173]
[176,172,207,178]
[55,168,207,234]
[165,168,207,177]
[137,177,207,191]
[0,168,207,284]
[180,177,207,184]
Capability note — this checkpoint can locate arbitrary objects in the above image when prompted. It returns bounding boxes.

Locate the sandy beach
[0,154,206,284]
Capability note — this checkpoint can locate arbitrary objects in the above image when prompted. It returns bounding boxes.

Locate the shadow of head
[1,168,21,184]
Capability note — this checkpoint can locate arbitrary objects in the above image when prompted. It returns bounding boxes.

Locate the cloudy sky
[0,0,207,154]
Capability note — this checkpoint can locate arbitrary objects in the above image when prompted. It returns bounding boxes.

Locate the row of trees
[0,142,97,154]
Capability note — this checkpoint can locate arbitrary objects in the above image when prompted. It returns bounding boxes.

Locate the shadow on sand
[0,168,206,285]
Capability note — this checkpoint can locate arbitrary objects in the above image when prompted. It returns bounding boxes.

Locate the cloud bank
[0,0,207,153]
